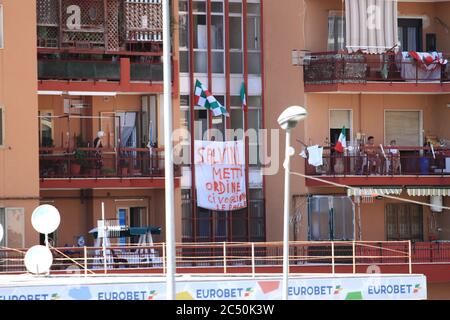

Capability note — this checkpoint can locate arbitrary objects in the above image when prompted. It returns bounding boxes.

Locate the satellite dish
[0,224,3,243]
[366,264,381,274]
[24,245,53,274]
[31,205,61,234]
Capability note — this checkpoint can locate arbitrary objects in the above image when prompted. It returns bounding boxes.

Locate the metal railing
[304,51,450,84]
[39,147,181,179]
[305,147,450,177]
[2,240,440,275]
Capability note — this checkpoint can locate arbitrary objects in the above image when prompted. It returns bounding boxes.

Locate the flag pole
[162,0,176,300]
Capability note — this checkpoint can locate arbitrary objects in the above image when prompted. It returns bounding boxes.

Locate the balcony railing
[304,52,450,85]
[38,59,121,81]
[39,147,180,179]
[2,241,450,274]
[305,146,450,177]
[38,58,164,82]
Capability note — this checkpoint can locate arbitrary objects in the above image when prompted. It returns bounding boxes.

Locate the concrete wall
[0,0,39,246]
[263,0,306,242]
[41,188,183,246]
[305,93,448,146]
[303,0,450,52]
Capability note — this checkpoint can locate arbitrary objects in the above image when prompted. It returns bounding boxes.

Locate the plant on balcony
[119,158,129,176]
[101,167,116,177]
[71,149,88,175]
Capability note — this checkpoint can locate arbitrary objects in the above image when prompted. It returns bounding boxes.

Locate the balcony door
[116,112,139,148]
[308,196,354,241]
[117,207,147,245]
[141,95,158,147]
[398,19,423,52]
[329,109,352,152]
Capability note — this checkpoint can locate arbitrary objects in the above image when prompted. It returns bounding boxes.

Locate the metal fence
[5,240,447,275]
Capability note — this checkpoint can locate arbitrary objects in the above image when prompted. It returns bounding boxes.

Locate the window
[178,104,191,165]
[0,208,25,248]
[398,19,423,52]
[211,3,224,73]
[193,1,207,73]
[386,204,423,241]
[39,110,54,147]
[179,3,189,73]
[194,109,208,140]
[248,108,262,166]
[229,9,243,74]
[0,107,3,146]
[181,188,266,243]
[182,190,193,241]
[0,5,3,48]
[308,196,354,241]
[249,189,265,241]
[327,11,345,51]
[385,110,421,146]
[141,96,157,147]
[247,3,261,74]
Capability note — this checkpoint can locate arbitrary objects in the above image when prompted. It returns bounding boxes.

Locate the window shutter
[385,111,421,146]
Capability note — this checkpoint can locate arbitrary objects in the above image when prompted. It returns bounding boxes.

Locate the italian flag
[240,82,247,110]
[194,80,228,117]
[334,127,347,153]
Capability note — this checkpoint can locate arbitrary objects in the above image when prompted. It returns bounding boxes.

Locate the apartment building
[0,0,40,248]
[263,0,450,298]
[35,0,182,247]
[177,0,265,243]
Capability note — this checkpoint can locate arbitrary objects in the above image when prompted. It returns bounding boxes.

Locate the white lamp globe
[31,205,61,234]
[0,224,3,243]
[24,245,53,274]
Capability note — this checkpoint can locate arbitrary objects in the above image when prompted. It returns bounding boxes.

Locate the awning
[406,188,450,197]
[345,0,398,54]
[347,187,403,197]
[89,226,162,239]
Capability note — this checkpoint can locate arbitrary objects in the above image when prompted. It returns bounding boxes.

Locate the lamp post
[162,0,176,300]
[277,106,308,300]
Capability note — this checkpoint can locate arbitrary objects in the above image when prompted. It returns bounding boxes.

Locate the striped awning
[406,188,450,197]
[347,187,403,197]
[345,0,398,54]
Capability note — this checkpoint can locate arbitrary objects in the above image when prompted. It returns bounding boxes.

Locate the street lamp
[162,0,176,300]
[277,106,308,300]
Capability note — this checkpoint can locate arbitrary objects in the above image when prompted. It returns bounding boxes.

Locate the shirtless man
[364,136,382,175]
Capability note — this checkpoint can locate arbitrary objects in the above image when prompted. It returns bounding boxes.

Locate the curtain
[345,0,398,54]
[119,112,137,148]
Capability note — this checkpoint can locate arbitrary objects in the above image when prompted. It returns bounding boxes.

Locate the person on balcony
[387,139,401,175]
[363,136,382,175]
[93,131,104,170]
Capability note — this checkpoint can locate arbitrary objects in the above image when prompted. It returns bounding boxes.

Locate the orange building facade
[263,0,450,298]
[0,0,449,299]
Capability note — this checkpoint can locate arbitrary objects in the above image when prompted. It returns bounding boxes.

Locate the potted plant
[119,159,129,176]
[71,149,87,175]
[101,167,116,177]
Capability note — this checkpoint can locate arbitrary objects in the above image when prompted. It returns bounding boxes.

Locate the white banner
[0,275,427,300]
[194,140,247,211]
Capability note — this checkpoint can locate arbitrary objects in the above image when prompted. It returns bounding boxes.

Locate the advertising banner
[0,275,426,300]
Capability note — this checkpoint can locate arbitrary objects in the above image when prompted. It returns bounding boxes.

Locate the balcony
[305,146,450,187]
[39,147,181,189]
[304,52,450,93]
[38,57,167,93]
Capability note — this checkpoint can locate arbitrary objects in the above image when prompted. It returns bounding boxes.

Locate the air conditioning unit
[430,195,443,213]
